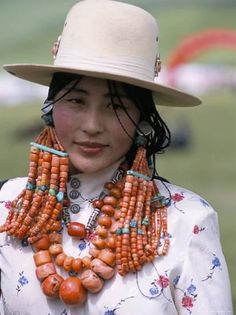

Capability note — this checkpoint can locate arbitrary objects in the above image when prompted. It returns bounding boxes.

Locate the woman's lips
[74,141,108,154]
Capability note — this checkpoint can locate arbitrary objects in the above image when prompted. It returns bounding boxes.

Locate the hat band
[54,52,155,81]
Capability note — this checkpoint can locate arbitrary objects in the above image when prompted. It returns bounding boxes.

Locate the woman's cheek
[53,110,74,142]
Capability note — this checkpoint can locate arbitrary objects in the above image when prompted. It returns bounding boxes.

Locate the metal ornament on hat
[154,54,162,78]
[51,35,61,59]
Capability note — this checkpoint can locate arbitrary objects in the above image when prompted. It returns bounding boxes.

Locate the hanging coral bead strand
[0,126,69,244]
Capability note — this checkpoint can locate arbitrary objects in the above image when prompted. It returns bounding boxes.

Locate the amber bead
[59,277,87,306]
[106,236,116,249]
[72,258,82,273]
[110,187,122,199]
[103,196,117,207]
[92,237,106,249]
[63,256,74,271]
[67,222,86,238]
[41,273,64,298]
[49,232,62,244]
[114,210,121,220]
[82,256,92,269]
[101,205,115,216]
[104,182,114,190]
[89,247,100,258]
[97,215,112,228]
[98,249,116,267]
[55,252,66,267]
[33,235,50,251]
[95,226,107,238]
[91,258,115,280]
[49,244,63,256]
[36,262,56,281]
[80,269,104,293]
[33,250,52,267]
[92,199,104,209]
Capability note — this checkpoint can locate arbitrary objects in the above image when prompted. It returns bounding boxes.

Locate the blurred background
[0,0,235,310]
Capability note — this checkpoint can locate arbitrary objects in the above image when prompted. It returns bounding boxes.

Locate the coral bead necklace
[0,126,170,306]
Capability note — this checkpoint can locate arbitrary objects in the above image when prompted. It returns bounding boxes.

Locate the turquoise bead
[26,182,35,190]
[115,228,122,235]
[56,191,64,202]
[49,188,56,196]
[130,219,137,227]
[122,228,130,234]
[142,218,149,226]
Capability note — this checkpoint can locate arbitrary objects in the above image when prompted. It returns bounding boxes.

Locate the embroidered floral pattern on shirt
[149,271,172,302]
[193,224,205,234]
[202,253,222,281]
[103,296,134,315]
[174,279,198,314]
[171,192,185,213]
[16,271,29,294]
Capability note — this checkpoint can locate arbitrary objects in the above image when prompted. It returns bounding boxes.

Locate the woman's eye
[107,103,124,110]
[67,98,84,104]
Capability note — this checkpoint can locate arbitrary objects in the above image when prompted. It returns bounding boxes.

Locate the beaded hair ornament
[0,120,169,305]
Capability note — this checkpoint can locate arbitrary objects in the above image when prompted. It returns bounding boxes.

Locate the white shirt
[0,164,233,315]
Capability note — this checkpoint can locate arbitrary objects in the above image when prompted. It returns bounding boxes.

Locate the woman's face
[53,76,140,174]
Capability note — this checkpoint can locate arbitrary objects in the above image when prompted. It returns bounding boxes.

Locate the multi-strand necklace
[0,126,170,306]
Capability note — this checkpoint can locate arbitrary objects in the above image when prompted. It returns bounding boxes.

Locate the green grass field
[0,0,235,310]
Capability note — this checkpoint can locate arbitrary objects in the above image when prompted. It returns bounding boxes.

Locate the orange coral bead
[41,273,64,298]
[92,237,106,249]
[110,187,122,199]
[80,269,104,293]
[49,232,62,244]
[49,244,63,256]
[82,256,92,269]
[101,205,115,216]
[36,262,56,281]
[98,249,116,267]
[89,247,100,258]
[95,226,107,238]
[33,250,52,267]
[92,199,104,209]
[103,196,117,207]
[97,215,112,228]
[106,236,116,249]
[72,258,82,273]
[67,222,86,238]
[104,182,114,190]
[59,277,87,306]
[33,235,50,251]
[55,252,66,267]
[50,221,62,232]
[63,256,74,271]
[60,157,69,165]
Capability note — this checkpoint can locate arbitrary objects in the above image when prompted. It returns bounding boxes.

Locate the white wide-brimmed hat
[3,0,201,107]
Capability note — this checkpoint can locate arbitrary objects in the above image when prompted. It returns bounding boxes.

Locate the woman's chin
[69,158,109,175]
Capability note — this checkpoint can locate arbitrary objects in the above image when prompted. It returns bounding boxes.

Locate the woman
[0,0,233,314]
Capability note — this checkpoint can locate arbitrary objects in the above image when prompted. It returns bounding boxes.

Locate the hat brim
[3,63,201,107]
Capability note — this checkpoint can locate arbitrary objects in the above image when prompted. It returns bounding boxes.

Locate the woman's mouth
[74,141,108,154]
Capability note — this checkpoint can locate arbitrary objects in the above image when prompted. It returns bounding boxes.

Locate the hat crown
[3,0,201,106]
[54,0,159,81]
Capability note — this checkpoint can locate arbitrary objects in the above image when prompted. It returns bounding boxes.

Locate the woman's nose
[81,107,105,135]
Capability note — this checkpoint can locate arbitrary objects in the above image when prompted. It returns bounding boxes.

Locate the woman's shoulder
[156,179,218,228]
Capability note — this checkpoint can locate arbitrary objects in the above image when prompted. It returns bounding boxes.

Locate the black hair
[42,72,171,169]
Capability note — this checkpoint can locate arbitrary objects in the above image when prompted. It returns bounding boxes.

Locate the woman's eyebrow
[63,87,88,94]
[104,93,128,99]
[63,87,128,99]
